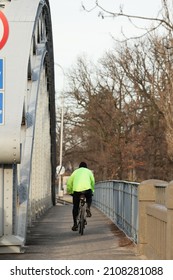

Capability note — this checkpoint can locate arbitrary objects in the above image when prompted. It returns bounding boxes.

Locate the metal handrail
[93,180,139,243]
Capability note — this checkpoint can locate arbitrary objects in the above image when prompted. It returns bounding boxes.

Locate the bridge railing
[93,179,173,259]
[93,180,139,243]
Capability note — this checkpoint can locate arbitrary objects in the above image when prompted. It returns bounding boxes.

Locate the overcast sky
[49,0,162,92]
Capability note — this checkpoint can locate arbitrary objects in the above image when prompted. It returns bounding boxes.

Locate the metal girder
[0,0,56,253]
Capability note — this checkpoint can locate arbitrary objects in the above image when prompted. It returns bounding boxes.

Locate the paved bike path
[0,202,145,260]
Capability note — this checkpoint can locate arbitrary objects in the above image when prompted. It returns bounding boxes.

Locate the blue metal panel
[0,59,3,90]
[0,59,4,125]
[0,92,3,124]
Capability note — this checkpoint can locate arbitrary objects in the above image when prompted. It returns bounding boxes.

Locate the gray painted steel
[93,180,139,243]
[0,0,56,253]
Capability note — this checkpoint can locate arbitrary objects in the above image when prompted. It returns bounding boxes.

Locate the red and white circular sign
[0,11,9,50]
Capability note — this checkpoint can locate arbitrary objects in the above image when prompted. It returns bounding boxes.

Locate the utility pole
[55,63,65,197]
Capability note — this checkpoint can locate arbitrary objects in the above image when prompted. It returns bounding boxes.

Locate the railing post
[137,180,160,255]
[138,179,168,256]
[165,181,173,259]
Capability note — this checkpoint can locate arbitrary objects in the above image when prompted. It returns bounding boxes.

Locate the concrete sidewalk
[0,199,145,260]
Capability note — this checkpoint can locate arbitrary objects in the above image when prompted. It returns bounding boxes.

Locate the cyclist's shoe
[86,208,92,217]
[71,225,78,231]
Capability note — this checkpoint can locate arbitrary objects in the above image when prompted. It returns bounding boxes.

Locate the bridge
[0,0,173,260]
[0,0,56,253]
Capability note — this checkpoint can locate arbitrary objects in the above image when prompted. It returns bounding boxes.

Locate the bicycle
[77,193,87,235]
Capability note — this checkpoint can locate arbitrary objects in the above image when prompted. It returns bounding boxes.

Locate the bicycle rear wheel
[79,208,85,235]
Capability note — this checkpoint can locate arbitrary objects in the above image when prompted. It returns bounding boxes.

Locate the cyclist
[67,162,95,231]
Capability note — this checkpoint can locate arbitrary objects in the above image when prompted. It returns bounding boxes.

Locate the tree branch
[82,0,173,31]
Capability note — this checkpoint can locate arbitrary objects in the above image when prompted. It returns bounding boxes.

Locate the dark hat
[79,162,87,168]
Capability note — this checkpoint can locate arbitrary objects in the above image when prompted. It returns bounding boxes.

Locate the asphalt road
[0,202,145,260]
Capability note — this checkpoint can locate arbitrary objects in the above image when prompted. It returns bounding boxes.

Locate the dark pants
[72,189,92,225]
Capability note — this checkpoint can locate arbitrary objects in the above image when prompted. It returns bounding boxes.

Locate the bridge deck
[0,197,145,260]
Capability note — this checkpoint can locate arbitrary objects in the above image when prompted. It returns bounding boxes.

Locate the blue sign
[0,92,3,124]
[0,59,3,90]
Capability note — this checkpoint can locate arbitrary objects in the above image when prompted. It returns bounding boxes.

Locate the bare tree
[61,0,173,180]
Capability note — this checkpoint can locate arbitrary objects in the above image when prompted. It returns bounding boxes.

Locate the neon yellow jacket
[67,167,95,194]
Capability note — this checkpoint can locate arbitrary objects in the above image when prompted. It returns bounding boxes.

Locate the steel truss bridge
[0,0,56,253]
